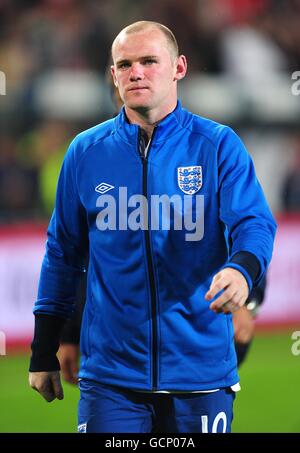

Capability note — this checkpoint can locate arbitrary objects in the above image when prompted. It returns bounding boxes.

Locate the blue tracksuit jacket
[34,101,276,391]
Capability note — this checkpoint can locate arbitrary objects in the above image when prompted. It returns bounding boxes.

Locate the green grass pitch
[0,331,299,432]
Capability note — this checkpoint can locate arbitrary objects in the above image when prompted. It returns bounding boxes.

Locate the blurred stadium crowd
[0,0,300,222]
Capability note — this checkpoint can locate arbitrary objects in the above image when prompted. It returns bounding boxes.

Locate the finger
[41,391,56,403]
[205,274,230,301]
[30,379,55,402]
[38,382,56,402]
[222,302,233,315]
[51,373,64,400]
[61,361,75,385]
[70,364,79,385]
[209,288,236,312]
[63,371,76,385]
[233,326,241,340]
[228,295,247,313]
[66,375,78,385]
[62,359,78,385]
[211,297,241,314]
[228,295,247,314]
[64,371,78,385]
[204,274,221,301]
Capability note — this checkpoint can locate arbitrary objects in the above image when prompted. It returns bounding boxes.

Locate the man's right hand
[29,371,64,402]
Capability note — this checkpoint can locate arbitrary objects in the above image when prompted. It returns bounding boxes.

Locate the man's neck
[124,101,177,140]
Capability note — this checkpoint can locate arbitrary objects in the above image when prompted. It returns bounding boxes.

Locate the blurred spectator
[261,0,300,72]
[221,5,289,82]
[0,134,39,220]
[22,0,113,74]
[37,121,73,217]
[222,0,271,25]
[16,120,73,218]
[143,0,223,73]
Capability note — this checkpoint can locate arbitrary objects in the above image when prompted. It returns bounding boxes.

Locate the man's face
[111,29,183,114]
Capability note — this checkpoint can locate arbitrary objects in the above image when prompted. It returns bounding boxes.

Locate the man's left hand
[58,343,80,385]
[205,268,249,314]
[232,306,255,344]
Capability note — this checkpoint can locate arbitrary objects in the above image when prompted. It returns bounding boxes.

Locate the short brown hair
[112,21,179,60]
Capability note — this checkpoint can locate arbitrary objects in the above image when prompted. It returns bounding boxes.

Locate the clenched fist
[29,371,64,402]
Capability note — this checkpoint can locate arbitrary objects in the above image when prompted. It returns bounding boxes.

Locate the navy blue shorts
[78,379,235,433]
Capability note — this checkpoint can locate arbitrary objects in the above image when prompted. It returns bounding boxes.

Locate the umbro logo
[78,422,87,433]
[95,182,114,194]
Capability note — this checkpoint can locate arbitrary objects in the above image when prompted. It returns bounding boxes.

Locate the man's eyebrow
[116,55,159,65]
[140,55,159,59]
[115,59,130,67]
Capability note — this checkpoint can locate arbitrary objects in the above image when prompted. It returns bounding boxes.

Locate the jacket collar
[114,101,191,145]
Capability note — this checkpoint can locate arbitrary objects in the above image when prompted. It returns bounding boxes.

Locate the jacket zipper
[138,127,158,390]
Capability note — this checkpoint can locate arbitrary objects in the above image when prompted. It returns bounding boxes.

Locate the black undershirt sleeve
[29,314,66,372]
[230,251,260,286]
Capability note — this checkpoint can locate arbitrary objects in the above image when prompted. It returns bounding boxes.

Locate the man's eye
[144,59,156,65]
[118,63,130,69]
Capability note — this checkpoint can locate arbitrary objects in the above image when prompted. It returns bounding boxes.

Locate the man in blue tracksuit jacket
[29,21,276,433]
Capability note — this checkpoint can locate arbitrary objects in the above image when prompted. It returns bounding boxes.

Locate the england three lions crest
[177,166,202,195]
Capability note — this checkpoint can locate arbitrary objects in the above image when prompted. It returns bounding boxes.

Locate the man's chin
[125,101,151,112]
[124,92,152,109]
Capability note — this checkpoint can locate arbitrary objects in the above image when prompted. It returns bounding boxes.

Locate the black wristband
[230,252,260,286]
[29,314,66,372]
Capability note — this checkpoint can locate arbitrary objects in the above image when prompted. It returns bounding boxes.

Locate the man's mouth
[128,86,148,92]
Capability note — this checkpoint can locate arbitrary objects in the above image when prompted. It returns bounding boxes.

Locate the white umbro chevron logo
[95,183,115,194]
[78,422,87,433]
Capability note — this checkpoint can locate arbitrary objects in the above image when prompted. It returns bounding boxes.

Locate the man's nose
[129,63,144,81]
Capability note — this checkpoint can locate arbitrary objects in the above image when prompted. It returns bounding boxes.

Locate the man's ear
[111,66,118,87]
[174,55,187,82]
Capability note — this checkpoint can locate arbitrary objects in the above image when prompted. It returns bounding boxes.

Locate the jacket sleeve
[60,269,87,344]
[33,138,89,318]
[217,127,277,289]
